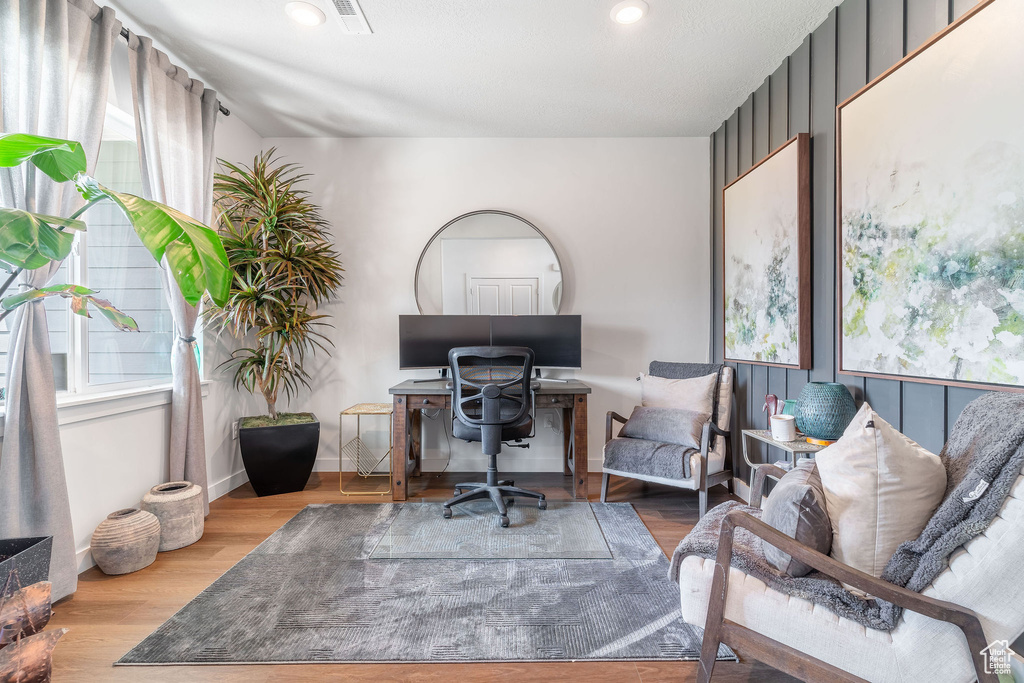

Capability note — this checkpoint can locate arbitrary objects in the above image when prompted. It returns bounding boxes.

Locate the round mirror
[414,210,563,315]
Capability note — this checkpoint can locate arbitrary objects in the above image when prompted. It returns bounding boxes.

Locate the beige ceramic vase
[90,508,161,575]
[140,481,205,551]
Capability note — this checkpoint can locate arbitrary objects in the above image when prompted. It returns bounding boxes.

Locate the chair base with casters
[443,346,546,528]
[442,455,547,528]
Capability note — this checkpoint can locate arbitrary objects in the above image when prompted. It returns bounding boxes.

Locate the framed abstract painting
[838,0,1024,390]
[723,133,811,368]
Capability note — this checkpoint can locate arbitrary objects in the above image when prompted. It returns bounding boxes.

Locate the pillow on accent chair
[619,406,710,450]
[815,402,946,579]
[639,372,717,415]
[761,461,832,577]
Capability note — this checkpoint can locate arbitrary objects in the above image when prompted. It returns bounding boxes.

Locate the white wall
[258,137,711,474]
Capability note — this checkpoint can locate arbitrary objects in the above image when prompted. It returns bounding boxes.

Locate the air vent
[331,0,372,34]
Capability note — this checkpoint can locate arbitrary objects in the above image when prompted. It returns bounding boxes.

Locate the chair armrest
[605,411,629,445]
[749,463,790,508]
[698,420,729,453]
[699,420,730,459]
[708,509,997,683]
[707,421,730,439]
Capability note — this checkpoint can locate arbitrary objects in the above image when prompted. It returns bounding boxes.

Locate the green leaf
[75,176,231,307]
[84,294,139,331]
[1,283,139,332]
[0,208,82,269]
[0,133,87,182]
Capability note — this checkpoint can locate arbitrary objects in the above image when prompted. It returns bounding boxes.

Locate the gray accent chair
[601,362,734,518]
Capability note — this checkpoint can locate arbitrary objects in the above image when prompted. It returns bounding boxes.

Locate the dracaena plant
[206,150,343,421]
[0,133,231,332]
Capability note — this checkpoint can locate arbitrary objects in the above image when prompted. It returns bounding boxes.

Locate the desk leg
[562,408,572,476]
[572,395,588,499]
[410,409,422,477]
[392,396,408,501]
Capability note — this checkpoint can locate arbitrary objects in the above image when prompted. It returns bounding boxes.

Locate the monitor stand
[536,368,568,383]
[412,368,448,383]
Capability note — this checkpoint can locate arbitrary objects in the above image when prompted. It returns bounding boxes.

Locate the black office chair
[443,346,546,527]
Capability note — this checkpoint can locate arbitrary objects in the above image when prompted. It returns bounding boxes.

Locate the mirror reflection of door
[415,211,563,315]
[440,236,552,315]
[468,277,539,315]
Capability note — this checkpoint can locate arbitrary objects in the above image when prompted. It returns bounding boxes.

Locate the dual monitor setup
[399,314,582,373]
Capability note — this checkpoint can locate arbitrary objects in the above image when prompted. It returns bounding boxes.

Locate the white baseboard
[732,476,751,504]
[208,469,250,500]
[76,546,94,573]
[314,457,340,472]
[320,457,607,475]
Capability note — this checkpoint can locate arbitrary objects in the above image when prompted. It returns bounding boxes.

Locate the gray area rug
[370,500,612,559]
[118,503,735,665]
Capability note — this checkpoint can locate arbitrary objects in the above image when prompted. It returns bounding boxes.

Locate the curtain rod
[118,26,231,117]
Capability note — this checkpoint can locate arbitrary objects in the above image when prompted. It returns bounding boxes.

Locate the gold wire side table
[339,403,393,496]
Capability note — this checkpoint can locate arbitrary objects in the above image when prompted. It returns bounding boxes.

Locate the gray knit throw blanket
[669,391,1024,631]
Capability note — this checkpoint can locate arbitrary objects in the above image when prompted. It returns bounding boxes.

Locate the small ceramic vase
[90,508,160,575]
[140,481,204,551]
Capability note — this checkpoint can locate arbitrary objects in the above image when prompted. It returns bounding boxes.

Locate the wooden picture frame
[723,133,811,369]
[837,0,1024,392]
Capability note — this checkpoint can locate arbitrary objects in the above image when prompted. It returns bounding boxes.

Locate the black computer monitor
[490,315,582,368]
[398,315,491,369]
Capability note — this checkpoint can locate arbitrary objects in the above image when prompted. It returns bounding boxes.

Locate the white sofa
[678,462,1024,682]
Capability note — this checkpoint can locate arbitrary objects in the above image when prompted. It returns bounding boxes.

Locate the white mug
[770,414,797,442]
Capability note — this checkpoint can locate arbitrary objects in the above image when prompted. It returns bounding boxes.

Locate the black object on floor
[0,536,52,597]
[238,418,320,496]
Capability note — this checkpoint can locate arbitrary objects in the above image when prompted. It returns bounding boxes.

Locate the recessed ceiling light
[285,1,327,27]
[611,0,648,25]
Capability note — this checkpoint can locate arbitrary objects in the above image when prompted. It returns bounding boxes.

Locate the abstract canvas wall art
[838,0,1024,389]
[723,133,811,368]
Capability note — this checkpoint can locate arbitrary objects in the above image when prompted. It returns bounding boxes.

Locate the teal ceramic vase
[795,382,857,440]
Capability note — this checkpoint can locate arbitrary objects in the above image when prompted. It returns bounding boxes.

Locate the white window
[0,43,180,400]
[77,106,174,388]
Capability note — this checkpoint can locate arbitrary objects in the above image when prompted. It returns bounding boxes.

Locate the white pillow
[639,372,717,415]
[816,402,946,580]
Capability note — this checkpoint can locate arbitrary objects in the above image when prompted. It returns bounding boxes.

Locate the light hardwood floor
[49,471,796,682]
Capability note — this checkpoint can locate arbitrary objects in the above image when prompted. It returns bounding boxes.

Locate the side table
[741,429,827,490]
[339,403,393,496]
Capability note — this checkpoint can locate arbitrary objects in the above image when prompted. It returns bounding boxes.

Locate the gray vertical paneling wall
[712,0,986,487]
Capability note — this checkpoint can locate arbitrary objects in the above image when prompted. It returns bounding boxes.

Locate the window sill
[0,380,212,435]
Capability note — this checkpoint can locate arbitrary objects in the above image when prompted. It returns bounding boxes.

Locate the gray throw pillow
[619,406,709,450]
[761,461,832,577]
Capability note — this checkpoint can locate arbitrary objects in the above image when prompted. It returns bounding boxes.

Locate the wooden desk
[389,379,592,501]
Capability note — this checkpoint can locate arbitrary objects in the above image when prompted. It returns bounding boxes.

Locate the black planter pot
[0,536,52,597]
[239,416,320,496]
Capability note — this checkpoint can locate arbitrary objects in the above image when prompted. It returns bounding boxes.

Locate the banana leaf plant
[0,133,231,333]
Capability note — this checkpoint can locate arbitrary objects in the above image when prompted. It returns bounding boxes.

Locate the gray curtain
[126,34,218,515]
[0,0,120,600]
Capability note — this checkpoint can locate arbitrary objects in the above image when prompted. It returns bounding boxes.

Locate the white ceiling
[109,0,841,138]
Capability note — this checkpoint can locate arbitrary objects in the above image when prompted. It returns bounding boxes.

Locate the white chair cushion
[640,372,717,414]
[816,403,946,578]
